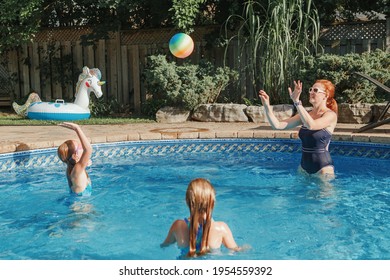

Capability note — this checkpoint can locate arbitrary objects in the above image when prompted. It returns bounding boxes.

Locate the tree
[313,0,389,23]
[170,0,206,33]
[0,0,387,53]
[0,0,43,52]
[0,0,174,51]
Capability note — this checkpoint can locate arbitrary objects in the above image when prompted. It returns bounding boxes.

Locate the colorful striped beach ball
[169,33,194,59]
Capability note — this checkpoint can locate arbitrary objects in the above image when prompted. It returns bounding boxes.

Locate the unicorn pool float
[13,66,105,121]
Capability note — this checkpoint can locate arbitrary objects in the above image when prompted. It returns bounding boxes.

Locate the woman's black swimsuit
[298,126,334,174]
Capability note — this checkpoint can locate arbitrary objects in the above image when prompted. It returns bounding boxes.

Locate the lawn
[0,110,155,126]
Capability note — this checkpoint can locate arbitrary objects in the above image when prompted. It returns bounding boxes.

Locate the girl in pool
[161,178,241,257]
[57,122,92,196]
[259,79,338,176]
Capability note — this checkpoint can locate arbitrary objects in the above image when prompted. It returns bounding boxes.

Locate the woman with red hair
[259,79,338,176]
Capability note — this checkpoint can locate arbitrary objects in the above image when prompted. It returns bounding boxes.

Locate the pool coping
[1,122,390,154]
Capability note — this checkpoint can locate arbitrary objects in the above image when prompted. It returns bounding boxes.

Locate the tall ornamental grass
[224,0,320,103]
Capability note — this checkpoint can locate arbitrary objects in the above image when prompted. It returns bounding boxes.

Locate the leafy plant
[0,0,42,53]
[143,55,238,111]
[89,95,131,117]
[242,97,262,106]
[141,98,168,118]
[298,49,390,104]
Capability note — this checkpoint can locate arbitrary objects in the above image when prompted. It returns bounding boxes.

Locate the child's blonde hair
[185,178,216,257]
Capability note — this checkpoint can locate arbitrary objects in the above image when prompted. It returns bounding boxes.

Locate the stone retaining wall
[156,103,389,124]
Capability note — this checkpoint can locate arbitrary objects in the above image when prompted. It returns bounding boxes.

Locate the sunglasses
[309,87,326,94]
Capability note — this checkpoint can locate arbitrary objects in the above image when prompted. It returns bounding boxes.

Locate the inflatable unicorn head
[74,66,105,110]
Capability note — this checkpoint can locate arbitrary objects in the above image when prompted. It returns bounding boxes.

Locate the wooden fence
[0,26,230,113]
[319,20,389,54]
[0,20,388,113]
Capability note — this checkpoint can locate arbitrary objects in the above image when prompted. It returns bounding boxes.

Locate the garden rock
[245,106,267,123]
[157,103,386,124]
[270,104,295,119]
[156,106,191,123]
[246,104,296,123]
[338,103,372,124]
[191,104,248,122]
[371,103,390,122]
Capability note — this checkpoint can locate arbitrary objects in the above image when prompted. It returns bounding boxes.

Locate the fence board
[31,42,41,94]
[20,45,30,97]
[84,45,95,69]
[130,45,141,114]
[52,42,62,99]
[96,40,107,95]
[116,33,123,103]
[138,45,148,106]
[339,39,346,55]
[363,39,371,53]
[62,41,73,101]
[127,46,135,108]
[121,45,129,105]
[7,50,19,100]
[377,38,385,50]
[107,39,119,101]
[40,43,51,101]
[73,41,83,76]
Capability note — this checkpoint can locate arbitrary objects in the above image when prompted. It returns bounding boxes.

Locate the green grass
[0,112,155,126]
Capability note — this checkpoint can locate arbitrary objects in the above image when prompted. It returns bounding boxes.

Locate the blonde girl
[161,178,240,257]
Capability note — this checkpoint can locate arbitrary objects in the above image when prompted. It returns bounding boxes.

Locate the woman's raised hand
[288,80,302,103]
[258,90,270,107]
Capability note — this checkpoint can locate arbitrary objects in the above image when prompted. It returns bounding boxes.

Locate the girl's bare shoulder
[212,221,230,231]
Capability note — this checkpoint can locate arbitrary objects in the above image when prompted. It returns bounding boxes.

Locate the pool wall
[0,139,389,172]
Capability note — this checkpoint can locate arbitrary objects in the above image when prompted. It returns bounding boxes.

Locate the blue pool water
[0,139,389,260]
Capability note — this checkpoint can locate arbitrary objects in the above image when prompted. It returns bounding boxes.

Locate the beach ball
[169,33,194,59]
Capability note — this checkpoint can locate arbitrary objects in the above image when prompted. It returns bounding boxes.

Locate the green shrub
[299,49,390,104]
[143,55,238,112]
[89,95,130,117]
[141,98,168,118]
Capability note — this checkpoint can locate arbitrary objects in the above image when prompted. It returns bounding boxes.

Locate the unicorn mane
[75,67,102,96]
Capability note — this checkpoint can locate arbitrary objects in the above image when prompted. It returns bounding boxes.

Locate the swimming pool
[0,139,389,260]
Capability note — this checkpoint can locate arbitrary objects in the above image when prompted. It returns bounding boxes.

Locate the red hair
[57,140,76,164]
[315,79,338,115]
